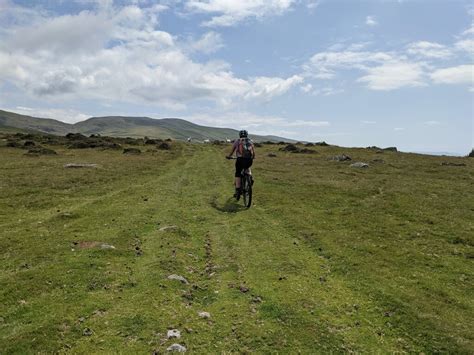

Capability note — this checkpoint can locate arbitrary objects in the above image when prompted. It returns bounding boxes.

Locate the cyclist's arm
[251,145,256,159]
[227,146,236,158]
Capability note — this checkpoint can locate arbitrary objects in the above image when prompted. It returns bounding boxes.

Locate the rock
[383,147,398,152]
[159,225,178,232]
[330,154,351,161]
[157,142,171,150]
[239,285,249,293]
[252,296,263,303]
[198,311,211,319]
[23,140,36,147]
[279,144,299,152]
[350,162,369,168]
[82,327,93,336]
[296,148,316,154]
[100,244,116,250]
[305,142,314,147]
[468,149,474,158]
[24,147,57,155]
[315,141,329,146]
[66,133,87,140]
[167,329,181,339]
[166,344,187,352]
[123,148,141,155]
[144,138,162,145]
[6,140,22,148]
[267,153,277,157]
[64,163,99,168]
[168,274,189,284]
[441,162,466,166]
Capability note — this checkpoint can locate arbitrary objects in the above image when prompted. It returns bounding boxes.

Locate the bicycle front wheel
[242,174,252,208]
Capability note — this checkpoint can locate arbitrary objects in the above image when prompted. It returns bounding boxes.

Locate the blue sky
[0,0,472,154]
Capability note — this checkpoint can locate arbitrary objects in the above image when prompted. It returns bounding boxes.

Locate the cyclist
[226,130,255,198]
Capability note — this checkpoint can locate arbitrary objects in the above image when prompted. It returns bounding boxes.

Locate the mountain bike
[226,157,253,208]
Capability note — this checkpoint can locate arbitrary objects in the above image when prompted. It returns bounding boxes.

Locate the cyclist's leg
[243,158,254,184]
[235,158,242,189]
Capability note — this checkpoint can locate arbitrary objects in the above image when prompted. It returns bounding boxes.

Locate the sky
[0,0,472,154]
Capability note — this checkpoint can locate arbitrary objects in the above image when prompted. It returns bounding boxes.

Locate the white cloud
[365,16,378,26]
[185,0,296,27]
[462,24,474,36]
[300,83,313,93]
[244,75,304,101]
[358,61,426,90]
[407,41,452,59]
[304,50,393,79]
[424,120,440,126]
[0,3,300,110]
[430,65,474,85]
[312,87,344,96]
[394,127,405,131]
[190,31,224,54]
[307,0,321,11]
[455,39,474,55]
[361,120,376,124]
[9,106,90,123]
[184,111,329,139]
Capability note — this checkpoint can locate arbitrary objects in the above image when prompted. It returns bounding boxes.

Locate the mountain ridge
[0,109,296,142]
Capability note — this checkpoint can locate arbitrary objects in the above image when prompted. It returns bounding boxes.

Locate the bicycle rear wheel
[242,174,252,208]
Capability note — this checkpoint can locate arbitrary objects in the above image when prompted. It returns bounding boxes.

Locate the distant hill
[0,109,294,142]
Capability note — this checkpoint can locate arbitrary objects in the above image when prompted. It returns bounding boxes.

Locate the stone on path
[167,274,189,284]
[167,343,187,352]
[64,163,99,168]
[198,311,211,319]
[330,154,351,161]
[350,162,369,168]
[159,225,179,232]
[167,329,181,339]
[100,244,116,250]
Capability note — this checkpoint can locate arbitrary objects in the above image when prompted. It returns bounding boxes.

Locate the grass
[0,133,473,353]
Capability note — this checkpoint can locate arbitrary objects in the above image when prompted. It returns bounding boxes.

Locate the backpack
[238,138,253,158]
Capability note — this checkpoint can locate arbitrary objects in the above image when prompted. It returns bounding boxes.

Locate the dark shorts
[235,157,253,177]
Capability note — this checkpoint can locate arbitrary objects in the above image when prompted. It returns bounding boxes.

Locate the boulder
[468,149,474,158]
[157,142,171,150]
[166,344,186,352]
[64,163,99,168]
[350,162,369,168]
[296,148,316,154]
[383,147,398,152]
[66,133,87,140]
[315,141,329,146]
[330,154,351,161]
[167,329,181,339]
[6,140,22,148]
[24,147,57,156]
[123,148,141,155]
[167,274,189,284]
[441,162,466,167]
[279,144,299,152]
[198,311,211,319]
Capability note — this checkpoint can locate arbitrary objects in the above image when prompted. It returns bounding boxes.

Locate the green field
[1,135,473,353]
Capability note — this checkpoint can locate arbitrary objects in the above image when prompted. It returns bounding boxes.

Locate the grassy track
[0,141,473,353]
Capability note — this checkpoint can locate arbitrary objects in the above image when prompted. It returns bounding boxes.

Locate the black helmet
[239,130,248,138]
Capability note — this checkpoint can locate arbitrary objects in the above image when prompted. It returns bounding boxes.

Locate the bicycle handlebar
[226,156,255,160]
